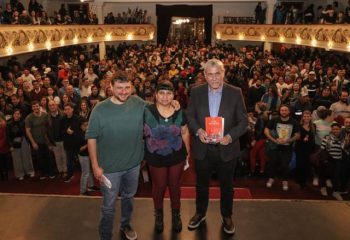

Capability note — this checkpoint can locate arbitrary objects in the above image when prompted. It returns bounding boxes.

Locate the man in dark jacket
[61,102,81,182]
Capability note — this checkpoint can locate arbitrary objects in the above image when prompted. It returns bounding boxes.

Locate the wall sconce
[217,33,221,40]
[105,33,112,41]
[6,46,13,55]
[311,39,317,47]
[295,37,301,44]
[73,36,79,44]
[238,33,244,40]
[45,41,52,50]
[279,36,285,42]
[87,36,93,43]
[60,39,65,46]
[260,35,266,41]
[327,41,333,49]
[28,43,34,51]
[127,34,133,40]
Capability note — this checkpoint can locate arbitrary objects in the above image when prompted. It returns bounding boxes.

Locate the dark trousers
[195,147,237,217]
[0,153,9,180]
[267,148,293,180]
[66,149,78,177]
[340,157,350,191]
[35,144,55,177]
[295,149,312,186]
[149,161,185,210]
[319,160,337,189]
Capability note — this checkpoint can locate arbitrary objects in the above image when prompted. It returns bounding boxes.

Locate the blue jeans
[78,155,94,194]
[99,165,140,240]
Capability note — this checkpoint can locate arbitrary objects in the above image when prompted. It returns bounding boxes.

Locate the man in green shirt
[25,101,56,179]
[86,76,145,240]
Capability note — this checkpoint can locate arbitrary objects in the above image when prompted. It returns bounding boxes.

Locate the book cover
[205,117,224,143]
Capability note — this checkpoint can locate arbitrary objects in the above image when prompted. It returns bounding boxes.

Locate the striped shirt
[321,135,343,160]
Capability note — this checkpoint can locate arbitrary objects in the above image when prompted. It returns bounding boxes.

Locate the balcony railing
[1,24,350,57]
[215,24,350,52]
[0,24,155,57]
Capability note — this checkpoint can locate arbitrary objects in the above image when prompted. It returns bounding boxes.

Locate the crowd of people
[104,7,150,24]
[0,1,98,25]
[0,40,350,201]
[2,1,350,26]
[273,1,350,24]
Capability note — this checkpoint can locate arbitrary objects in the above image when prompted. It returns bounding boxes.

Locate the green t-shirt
[86,96,146,173]
[25,112,48,144]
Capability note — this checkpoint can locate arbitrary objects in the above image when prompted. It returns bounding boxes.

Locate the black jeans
[266,148,293,180]
[195,146,237,217]
[340,157,350,191]
[35,144,55,177]
[0,153,9,180]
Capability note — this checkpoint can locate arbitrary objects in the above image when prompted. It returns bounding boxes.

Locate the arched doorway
[156,4,213,45]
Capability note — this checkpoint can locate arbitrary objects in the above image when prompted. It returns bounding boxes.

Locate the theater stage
[1,194,349,240]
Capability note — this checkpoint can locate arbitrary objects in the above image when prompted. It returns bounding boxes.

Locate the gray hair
[204,59,225,74]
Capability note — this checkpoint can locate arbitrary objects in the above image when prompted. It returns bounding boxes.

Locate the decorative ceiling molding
[215,24,350,52]
[0,24,155,57]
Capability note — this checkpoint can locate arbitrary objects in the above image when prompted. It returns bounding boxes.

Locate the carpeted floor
[1,169,349,201]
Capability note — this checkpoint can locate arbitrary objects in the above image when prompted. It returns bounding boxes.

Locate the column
[99,41,106,60]
[91,1,105,24]
[264,0,276,52]
[92,1,106,60]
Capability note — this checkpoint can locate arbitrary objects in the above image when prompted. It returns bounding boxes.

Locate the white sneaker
[320,187,328,196]
[326,179,333,188]
[332,192,343,201]
[282,181,289,191]
[266,178,274,188]
[312,177,319,186]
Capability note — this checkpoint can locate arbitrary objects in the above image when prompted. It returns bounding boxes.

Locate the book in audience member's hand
[101,174,112,189]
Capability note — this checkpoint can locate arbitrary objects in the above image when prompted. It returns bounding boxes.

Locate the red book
[205,117,224,144]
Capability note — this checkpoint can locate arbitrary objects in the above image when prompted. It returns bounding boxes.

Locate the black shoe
[222,216,235,235]
[87,185,100,192]
[188,213,206,230]
[172,209,182,232]
[63,175,74,183]
[154,209,164,233]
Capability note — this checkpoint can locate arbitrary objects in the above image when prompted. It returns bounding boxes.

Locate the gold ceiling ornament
[214,24,350,52]
[0,24,155,57]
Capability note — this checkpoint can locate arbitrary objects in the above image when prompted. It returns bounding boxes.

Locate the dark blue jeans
[99,165,140,240]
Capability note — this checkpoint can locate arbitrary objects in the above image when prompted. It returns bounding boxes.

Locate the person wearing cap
[302,71,319,99]
[86,76,179,240]
[186,59,248,235]
[143,80,190,233]
[290,87,313,122]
